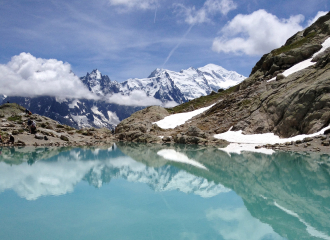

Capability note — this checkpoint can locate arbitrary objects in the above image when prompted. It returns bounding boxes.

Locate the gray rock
[17,140,26,146]
[12,130,19,135]
[276,73,285,81]
[186,126,207,138]
[320,135,327,140]
[60,135,69,141]
[35,134,44,139]
[322,141,330,146]
[162,136,172,142]
[303,137,313,142]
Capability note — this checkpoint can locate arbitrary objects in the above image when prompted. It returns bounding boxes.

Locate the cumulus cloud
[109,0,158,10]
[0,53,98,99]
[106,90,178,107]
[307,11,328,26]
[212,9,305,55]
[106,90,162,106]
[206,207,283,240]
[175,0,237,25]
[163,101,178,108]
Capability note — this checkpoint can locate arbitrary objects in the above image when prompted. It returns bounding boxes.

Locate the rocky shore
[257,131,330,153]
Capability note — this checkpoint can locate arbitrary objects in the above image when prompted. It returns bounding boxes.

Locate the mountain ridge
[81,64,246,104]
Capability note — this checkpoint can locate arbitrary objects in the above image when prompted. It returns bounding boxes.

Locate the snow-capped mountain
[82,64,246,104]
[81,69,120,96]
[2,64,245,129]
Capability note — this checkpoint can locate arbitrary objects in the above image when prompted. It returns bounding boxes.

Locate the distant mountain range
[0,64,245,129]
[82,64,245,103]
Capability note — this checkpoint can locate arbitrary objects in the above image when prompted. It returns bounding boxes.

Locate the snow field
[215,125,330,155]
[268,37,330,82]
[214,125,330,145]
[153,104,215,129]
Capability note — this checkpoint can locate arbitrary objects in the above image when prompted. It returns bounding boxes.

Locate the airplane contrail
[154,7,157,23]
[162,24,194,68]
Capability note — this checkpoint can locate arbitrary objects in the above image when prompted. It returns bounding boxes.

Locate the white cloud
[175,0,237,25]
[0,53,98,99]
[106,90,163,106]
[307,11,328,26]
[206,207,283,240]
[106,90,178,107]
[212,9,305,55]
[204,0,237,15]
[163,101,178,108]
[109,0,158,10]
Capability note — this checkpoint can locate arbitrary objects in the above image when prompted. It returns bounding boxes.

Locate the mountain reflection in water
[0,143,329,240]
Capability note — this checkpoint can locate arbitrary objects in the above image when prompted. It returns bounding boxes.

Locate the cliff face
[116,12,330,140]
[210,11,330,137]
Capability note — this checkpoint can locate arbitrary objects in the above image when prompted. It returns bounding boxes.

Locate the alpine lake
[0,143,329,240]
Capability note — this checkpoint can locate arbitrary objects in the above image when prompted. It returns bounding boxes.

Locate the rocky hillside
[0,103,115,147]
[115,12,330,145]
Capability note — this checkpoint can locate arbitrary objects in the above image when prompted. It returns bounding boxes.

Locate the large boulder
[115,106,169,134]
[185,126,208,138]
[35,134,44,140]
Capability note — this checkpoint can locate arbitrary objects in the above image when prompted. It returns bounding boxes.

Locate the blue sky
[0,0,328,83]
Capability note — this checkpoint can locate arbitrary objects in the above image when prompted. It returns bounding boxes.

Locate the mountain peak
[198,64,226,72]
[89,69,102,79]
[148,68,165,78]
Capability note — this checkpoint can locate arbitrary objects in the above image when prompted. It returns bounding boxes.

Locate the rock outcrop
[115,106,169,143]
[0,103,115,147]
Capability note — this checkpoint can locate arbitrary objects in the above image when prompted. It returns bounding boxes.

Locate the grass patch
[271,32,317,56]
[7,115,22,122]
[65,126,75,131]
[167,85,239,114]
[238,99,251,107]
[56,124,65,128]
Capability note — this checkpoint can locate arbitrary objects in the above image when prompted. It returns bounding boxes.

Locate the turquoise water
[0,143,329,240]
